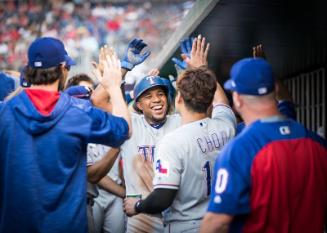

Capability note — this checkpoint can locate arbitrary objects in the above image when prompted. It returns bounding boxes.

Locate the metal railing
[285,68,326,138]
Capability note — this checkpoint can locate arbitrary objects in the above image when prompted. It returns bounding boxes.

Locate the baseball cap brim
[65,55,76,66]
[223,79,237,92]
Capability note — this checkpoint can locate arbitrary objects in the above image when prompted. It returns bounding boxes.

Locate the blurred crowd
[0,0,194,76]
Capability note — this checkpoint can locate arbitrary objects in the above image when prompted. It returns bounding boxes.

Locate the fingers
[204,43,210,60]
[141,51,151,60]
[148,68,160,76]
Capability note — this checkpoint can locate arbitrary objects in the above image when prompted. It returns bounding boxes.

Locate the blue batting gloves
[180,37,193,55]
[171,37,194,70]
[172,57,187,70]
[121,38,151,71]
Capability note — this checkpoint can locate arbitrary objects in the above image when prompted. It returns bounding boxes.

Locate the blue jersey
[0,72,15,101]
[208,117,327,233]
[0,90,129,233]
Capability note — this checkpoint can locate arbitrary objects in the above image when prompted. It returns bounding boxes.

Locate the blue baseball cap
[224,58,274,95]
[28,37,76,69]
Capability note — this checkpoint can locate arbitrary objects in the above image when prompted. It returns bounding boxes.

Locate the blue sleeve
[208,141,252,215]
[236,122,246,135]
[278,100,296,120]
[86,106,129,148]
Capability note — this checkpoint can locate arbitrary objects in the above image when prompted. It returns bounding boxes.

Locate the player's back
[238,119,327,233]
[154,116,234,223]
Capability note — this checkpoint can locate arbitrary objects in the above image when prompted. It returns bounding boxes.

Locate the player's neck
[30,79,60,92]
[180,109,207,125]
[242,104,281,125]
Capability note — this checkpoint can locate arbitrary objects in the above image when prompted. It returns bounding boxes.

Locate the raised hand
[121,38,151,71]
[96,50,122,91]
[252,44,266,59]
[182,34,209,68]
[172,37,194,70]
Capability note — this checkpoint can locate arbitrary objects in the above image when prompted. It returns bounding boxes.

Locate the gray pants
[93,191,125,233]
[87,197,96,233]
[163,220,201,233]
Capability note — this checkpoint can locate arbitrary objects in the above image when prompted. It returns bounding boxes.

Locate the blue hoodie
[0,72,15,101]
[0,90,129,233]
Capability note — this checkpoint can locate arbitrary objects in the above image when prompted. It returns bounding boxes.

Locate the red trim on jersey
[243,138,327,233]
[25,89,60,116]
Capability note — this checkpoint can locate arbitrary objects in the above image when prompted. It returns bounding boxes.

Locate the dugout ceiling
[158,0,327,83]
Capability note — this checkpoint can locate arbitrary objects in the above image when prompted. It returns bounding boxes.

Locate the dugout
[155,0,327,138]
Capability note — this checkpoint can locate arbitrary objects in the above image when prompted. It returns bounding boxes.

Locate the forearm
[98,176,126,198]
[106,86,132,136]
[87,148,120,183]
[90,84,110,109]
[135,188,177,214]
[213,82,229,106]
[199,213,232,233]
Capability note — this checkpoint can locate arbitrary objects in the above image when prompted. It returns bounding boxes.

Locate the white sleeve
[212,104,237,130]
[152,136,182,190]
[87,143,98,166]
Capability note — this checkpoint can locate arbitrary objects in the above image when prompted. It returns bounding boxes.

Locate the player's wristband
[134,199,142,213]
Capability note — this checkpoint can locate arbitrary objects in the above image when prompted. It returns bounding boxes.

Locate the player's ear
[175,91,183,104]
[232,92,242,108]
[136,101,143,111]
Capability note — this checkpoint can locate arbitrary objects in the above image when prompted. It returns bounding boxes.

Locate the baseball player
[87,144,125,233]
[200,58,327,233]
[0,37,131,233]
[91,35,214,232]
[123,65,236,233]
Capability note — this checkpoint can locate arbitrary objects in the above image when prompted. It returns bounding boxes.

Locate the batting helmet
[133,75,169,112]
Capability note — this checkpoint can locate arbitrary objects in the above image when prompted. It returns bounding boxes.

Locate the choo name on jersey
[197,131,229,154]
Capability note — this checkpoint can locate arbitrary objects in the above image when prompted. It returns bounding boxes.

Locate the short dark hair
[177,66,217,113]
[24,65,64,85]
[66,74,95,88]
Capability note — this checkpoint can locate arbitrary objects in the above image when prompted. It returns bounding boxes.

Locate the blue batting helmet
[133,75,169,112]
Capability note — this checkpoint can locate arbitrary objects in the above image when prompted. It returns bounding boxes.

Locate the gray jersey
[121,112,181,197]
[121,113,181,232]
[152,105,236,223]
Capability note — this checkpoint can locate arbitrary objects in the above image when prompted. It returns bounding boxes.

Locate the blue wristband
[121,61,134,71]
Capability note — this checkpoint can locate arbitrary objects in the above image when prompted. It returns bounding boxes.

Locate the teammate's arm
[123,188,177,216]
[99,52,132,136]
[199,213,233,233]
[97,176,126,198]
[87,148,120,183]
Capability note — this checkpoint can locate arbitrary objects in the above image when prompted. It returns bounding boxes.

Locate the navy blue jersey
[208,118,327,233]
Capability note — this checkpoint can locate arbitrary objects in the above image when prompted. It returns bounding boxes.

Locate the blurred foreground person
[0,37,131,233]
[200,58,327,233]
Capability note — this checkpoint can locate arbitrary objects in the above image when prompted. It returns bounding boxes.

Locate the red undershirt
[25,89,60,116]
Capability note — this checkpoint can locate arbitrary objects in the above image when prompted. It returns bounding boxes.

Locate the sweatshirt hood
[10,90,71,135]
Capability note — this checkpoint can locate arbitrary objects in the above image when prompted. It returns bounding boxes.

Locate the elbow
[87,169,101,184]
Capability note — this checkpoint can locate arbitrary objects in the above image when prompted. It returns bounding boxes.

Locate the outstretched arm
[97,176,126,198]
[97,51,132,136]
[87,148,120,183]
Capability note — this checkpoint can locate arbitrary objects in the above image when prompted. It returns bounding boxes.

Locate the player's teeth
[153,106,162,110]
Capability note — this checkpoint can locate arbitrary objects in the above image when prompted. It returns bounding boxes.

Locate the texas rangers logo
[156,159,169,175]
[146,76,155,84]
[137,145,155,162]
